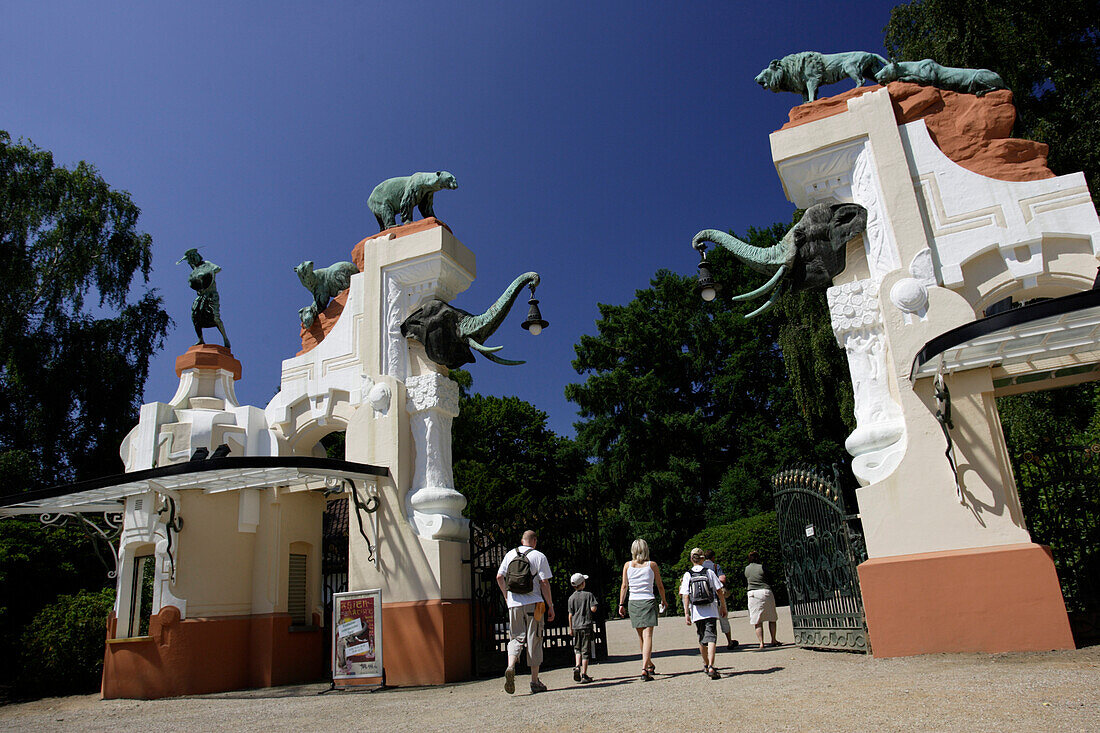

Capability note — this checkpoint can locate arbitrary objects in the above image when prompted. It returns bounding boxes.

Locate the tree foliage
[670,512,785,613]
[884,0,1100,202]
[0,132,169,698]
[565,231,844,565]
[0,131,170,490]
[17,587,116,697]
[451,369,587,524]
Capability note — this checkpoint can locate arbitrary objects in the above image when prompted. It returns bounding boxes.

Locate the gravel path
[2,607,1098,732]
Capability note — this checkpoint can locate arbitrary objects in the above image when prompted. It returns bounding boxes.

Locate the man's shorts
[572,626,595,660]
[507,603,544,667]
[695,617,718,645]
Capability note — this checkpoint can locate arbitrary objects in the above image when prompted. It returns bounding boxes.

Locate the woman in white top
[617,538,668,681]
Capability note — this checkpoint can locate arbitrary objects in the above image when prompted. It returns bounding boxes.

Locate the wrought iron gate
[773,466,869,653]
[1010,444,1100,642]
[469,508,608,677]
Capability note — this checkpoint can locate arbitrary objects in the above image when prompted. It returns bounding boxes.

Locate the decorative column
[404,372,468,541]
[827,279,906,484]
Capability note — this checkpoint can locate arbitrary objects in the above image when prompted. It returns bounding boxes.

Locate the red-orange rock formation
[780,82,1053,183]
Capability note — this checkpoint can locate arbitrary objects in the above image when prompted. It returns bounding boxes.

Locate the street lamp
[521,285,549,335]
[694,247,722,302]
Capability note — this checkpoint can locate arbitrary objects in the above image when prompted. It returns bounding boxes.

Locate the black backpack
[505,547,534,594]
[687,568,714,606]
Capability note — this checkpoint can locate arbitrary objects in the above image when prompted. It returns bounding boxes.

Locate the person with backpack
[680,547,726,680]
[496,529,555,694]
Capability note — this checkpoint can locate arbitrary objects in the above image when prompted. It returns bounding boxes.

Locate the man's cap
[570,572,588,587]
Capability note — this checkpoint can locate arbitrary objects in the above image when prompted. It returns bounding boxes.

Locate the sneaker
[580,674,594,684]
[728,640,739,650]
[530,680,547,694]
[504,668,515,694]
[573,666,581,683]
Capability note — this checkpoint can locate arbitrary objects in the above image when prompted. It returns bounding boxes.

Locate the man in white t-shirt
[496,529,555,694]
[680,547,726,680]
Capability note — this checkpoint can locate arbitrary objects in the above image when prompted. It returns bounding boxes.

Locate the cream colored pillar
[769,84,1097,655]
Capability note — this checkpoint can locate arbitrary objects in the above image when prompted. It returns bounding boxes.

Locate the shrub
[17,587,115,697]
[670,512,786,613]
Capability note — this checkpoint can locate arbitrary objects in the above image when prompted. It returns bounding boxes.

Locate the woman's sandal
[645,663,656,675]
[641,668,654,682]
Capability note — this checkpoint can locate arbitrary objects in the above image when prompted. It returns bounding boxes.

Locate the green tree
[0,131,170,490]
[451,369,587,524]
[884,0,1100,202]
[0,131,169,697]
[565,236,839,565]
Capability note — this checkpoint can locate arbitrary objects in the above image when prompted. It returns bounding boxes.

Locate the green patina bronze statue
[400,272,540,369]
[874,58,1007,96]
[754,51,886,102]
[368,171,458,231]
[295,259,360,328]
[692,203,868,318]
[177,248,230,348]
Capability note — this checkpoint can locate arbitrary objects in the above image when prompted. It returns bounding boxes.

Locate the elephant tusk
[467,340,504,354]
[744,286,785,319]
[730,265,787,302]
[480,351,527,366]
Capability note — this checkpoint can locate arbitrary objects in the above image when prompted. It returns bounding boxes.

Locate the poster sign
[332,589,383,683]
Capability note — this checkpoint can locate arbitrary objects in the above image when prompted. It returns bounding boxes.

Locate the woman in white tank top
[617,538,668,681]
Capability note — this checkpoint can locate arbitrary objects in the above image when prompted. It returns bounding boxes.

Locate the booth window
[288,553,308,626]
[128,554,155,637]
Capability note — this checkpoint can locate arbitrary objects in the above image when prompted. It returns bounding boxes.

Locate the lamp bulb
[527,323,542,336]
[700,286,717,302]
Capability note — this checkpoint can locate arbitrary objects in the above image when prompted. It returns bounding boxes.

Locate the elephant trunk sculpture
[692,202,867,318]
[401,272,541,369]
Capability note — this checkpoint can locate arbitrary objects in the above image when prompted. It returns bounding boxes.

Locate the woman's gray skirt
[628,598,659,628]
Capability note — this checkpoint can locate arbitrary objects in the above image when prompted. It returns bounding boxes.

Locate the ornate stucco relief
[404,373,468,541]
[828,279,907,484]
[851,143,902,281]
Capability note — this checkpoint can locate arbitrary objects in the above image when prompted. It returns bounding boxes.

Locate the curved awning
[0,456,389,515]
[910,289,1100,383]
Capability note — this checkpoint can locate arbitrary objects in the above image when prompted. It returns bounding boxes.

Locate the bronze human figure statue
[177,248,230,349]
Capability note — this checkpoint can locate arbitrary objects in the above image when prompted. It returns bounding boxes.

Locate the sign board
[805,524,815,538]
[332,588,382,684]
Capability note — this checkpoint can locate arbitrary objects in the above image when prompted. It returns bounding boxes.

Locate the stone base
[102,607,324,699]
[174,344,242,380]
[377,599,472,686]
[858,543,1075,657]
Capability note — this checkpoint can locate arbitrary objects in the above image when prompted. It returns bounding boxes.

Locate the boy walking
[681,547,726,679]
[567,572,598,683]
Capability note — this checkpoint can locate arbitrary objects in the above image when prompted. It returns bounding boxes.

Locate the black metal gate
[773,466,870,653]
[322,498,349,628]
[469,508,608,677]
[1010,444,1100,642]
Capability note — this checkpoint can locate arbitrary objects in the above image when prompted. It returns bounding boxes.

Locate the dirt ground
[2,607,1098,732]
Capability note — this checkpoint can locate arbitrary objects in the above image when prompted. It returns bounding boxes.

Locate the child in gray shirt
[567,572,599,683]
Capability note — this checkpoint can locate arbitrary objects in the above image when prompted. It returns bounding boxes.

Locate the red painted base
[379,599,472,686]
[858,543,1075,657]
[102,606,324,699]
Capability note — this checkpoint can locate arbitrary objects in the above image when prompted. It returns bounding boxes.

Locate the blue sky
[3,1,895,438]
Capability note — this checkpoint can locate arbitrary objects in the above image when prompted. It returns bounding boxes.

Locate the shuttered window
[288,553,308,626]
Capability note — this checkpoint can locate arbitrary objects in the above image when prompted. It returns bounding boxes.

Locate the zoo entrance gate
[470,510,609,676]
[323,499,609,676]
[773,465,870,653]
